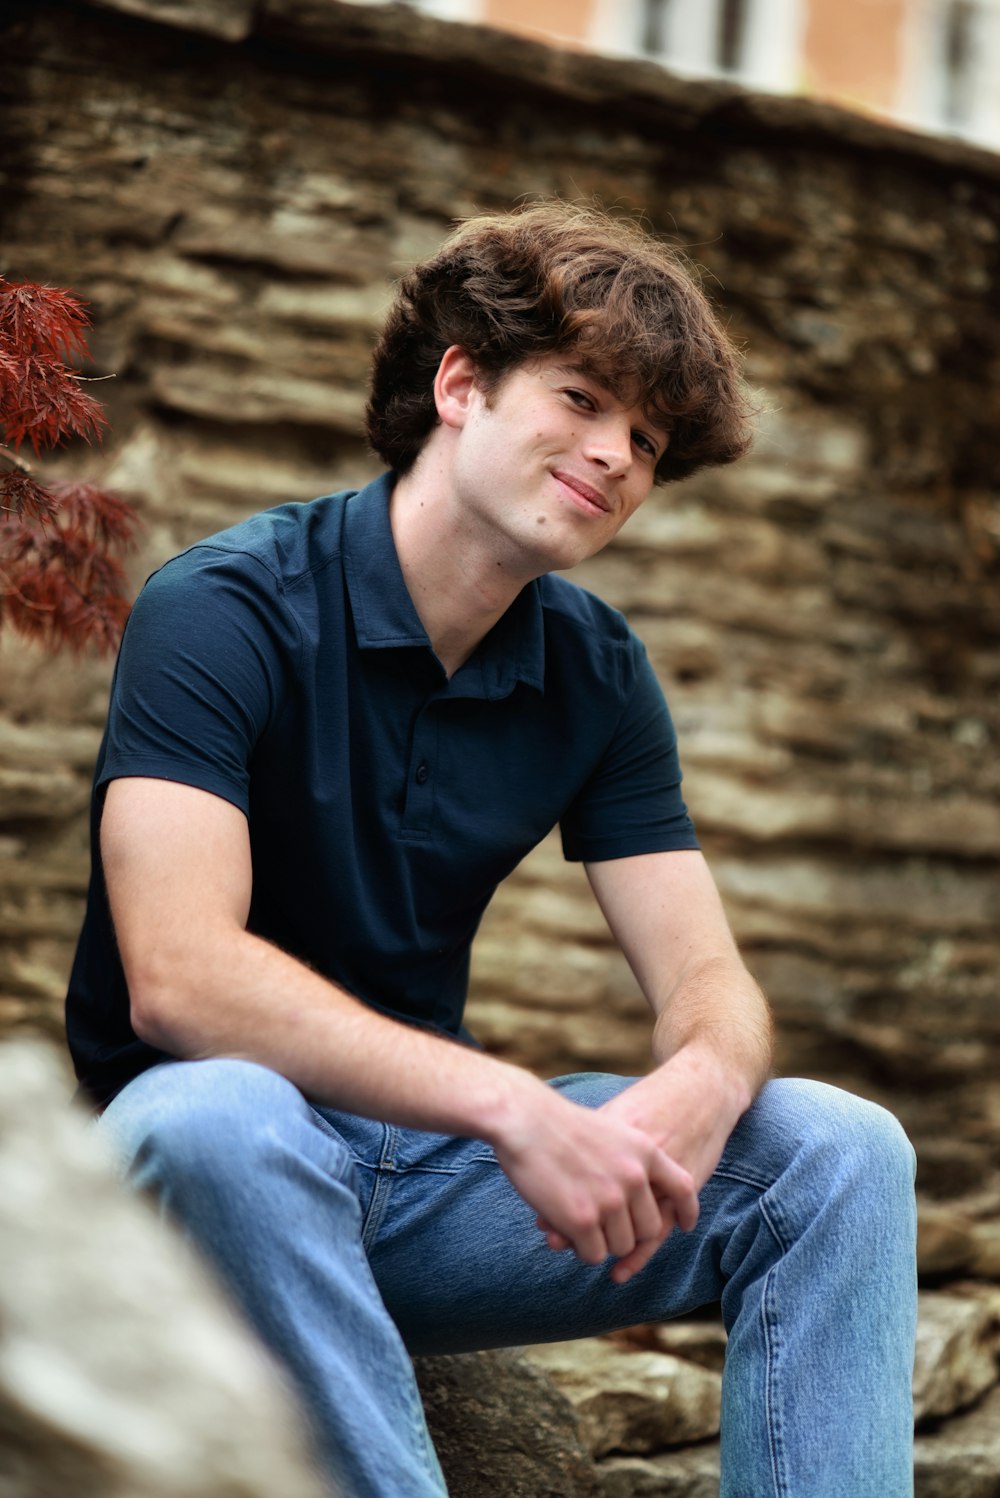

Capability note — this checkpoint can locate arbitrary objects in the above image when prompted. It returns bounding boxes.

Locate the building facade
[413,0,1000,150]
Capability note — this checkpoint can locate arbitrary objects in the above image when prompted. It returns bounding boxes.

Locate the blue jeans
[100,1062,917,1498]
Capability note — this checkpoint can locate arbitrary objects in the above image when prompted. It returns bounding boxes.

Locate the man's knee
[747,1077,917,1245]
[100,1057,328,1192]
[773,1077,914,1178]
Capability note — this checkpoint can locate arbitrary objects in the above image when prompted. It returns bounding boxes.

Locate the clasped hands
[492,1083,701,1287]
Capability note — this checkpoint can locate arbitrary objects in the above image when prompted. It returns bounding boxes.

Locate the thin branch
[0,563,57,611]
[0,444,32,474]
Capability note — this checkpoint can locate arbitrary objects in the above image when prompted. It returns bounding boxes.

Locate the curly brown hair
[365,201,754,483]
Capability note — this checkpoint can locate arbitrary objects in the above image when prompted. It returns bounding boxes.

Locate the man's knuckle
[619,1159,647,1190]
[599,1185,628,1218]
[572,1201,601,1232]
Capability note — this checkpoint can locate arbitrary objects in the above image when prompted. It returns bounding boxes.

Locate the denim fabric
[100,1061,917,1498]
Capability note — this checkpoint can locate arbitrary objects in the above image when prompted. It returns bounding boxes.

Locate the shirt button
[415,763,429,784]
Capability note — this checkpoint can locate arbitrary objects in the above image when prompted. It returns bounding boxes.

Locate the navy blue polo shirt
[66,472,698,1107]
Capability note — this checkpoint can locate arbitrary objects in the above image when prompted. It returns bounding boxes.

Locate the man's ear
[433,346,480,431]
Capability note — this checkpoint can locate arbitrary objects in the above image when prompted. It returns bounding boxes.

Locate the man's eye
[633,432,658,458]
[565,388,594,409]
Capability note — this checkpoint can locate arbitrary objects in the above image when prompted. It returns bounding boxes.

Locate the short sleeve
[98,546,298,815]
[559,638,698,862]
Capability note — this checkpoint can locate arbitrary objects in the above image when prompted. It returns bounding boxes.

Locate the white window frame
[427,0,486,19]
[590,0,806,92]
[403,0,486,19]
[898,0,1000,147]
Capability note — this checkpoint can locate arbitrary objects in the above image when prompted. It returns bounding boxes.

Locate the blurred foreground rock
[0,1037,327,1498]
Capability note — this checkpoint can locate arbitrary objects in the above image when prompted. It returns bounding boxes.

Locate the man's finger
[536,1215,571,1251]
[627,1177,666,1244]
[537,1202,613,1266]
[648,1149,700,1232]
[609,1200,678,1283]
[571,1220,611,1266]
[602,1202,638,1260]
[609,1233,664,1284]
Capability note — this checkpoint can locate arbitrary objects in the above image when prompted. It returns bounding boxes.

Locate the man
[67,202,917,1497]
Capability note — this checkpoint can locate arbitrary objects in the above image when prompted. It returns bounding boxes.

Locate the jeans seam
[763,1265,787,1498]
[760,1194,791,1498]
[714,1165,776,1194]
[360,1125,397,1253]
[396,1155,495,1177]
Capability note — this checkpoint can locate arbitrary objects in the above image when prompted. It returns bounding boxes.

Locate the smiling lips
[552,470,611,517]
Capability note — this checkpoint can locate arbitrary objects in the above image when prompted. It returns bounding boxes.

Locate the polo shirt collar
[342,471,545,698]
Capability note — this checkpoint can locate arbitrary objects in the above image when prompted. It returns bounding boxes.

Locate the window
[716,0,749,74]
[593,0,804,92]
[942,0,981,125]
[641,0,672,56]
[901,0,1000,147]
[404,0,485,19]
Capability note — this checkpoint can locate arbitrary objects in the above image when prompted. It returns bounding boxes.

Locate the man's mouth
[552,471,611,517]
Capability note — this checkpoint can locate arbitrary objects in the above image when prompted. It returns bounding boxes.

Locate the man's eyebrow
[553,363,671,436]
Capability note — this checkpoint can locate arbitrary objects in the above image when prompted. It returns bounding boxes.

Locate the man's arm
[102,775,700,1274]
[580,848,774,1280]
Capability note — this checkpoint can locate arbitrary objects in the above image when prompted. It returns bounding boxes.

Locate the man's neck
[389,459,534,679]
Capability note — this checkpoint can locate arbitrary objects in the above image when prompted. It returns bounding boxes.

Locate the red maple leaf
[48,481,140,546]
[3,355,109,454]
[0,275,137,652]
[0,468,59,523]
[0,278,92,361]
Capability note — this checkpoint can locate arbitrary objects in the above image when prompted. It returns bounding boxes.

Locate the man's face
[445,352,669,577]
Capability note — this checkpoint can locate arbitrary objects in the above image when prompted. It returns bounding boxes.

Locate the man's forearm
[588,954,773,1281]
[132,919,541,1142]
[606,954,773,1196]
[650,953,773,1105]
[584,850,772,1121]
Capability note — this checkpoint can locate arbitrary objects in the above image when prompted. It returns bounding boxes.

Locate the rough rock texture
[596,1447,721,1498]
[608,1321,729,1375]
[524,1339,721,1456]
[525,1290,1000,1492]
[415,1349,599,1497]
[0,1037,328,1498]
[913,1289,1000,1425]
[914,1386,1000,1498]
[1,0,999,1489]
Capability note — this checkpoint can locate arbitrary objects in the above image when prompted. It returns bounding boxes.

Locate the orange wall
[802,0,908,114]
[483,0,595,48]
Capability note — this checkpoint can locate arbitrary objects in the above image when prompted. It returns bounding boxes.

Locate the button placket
[401,706,438,837]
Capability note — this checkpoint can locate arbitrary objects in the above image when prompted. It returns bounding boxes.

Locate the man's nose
[583,416,631,474]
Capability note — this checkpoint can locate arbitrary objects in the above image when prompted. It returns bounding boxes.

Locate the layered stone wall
[1,0,998,1261]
